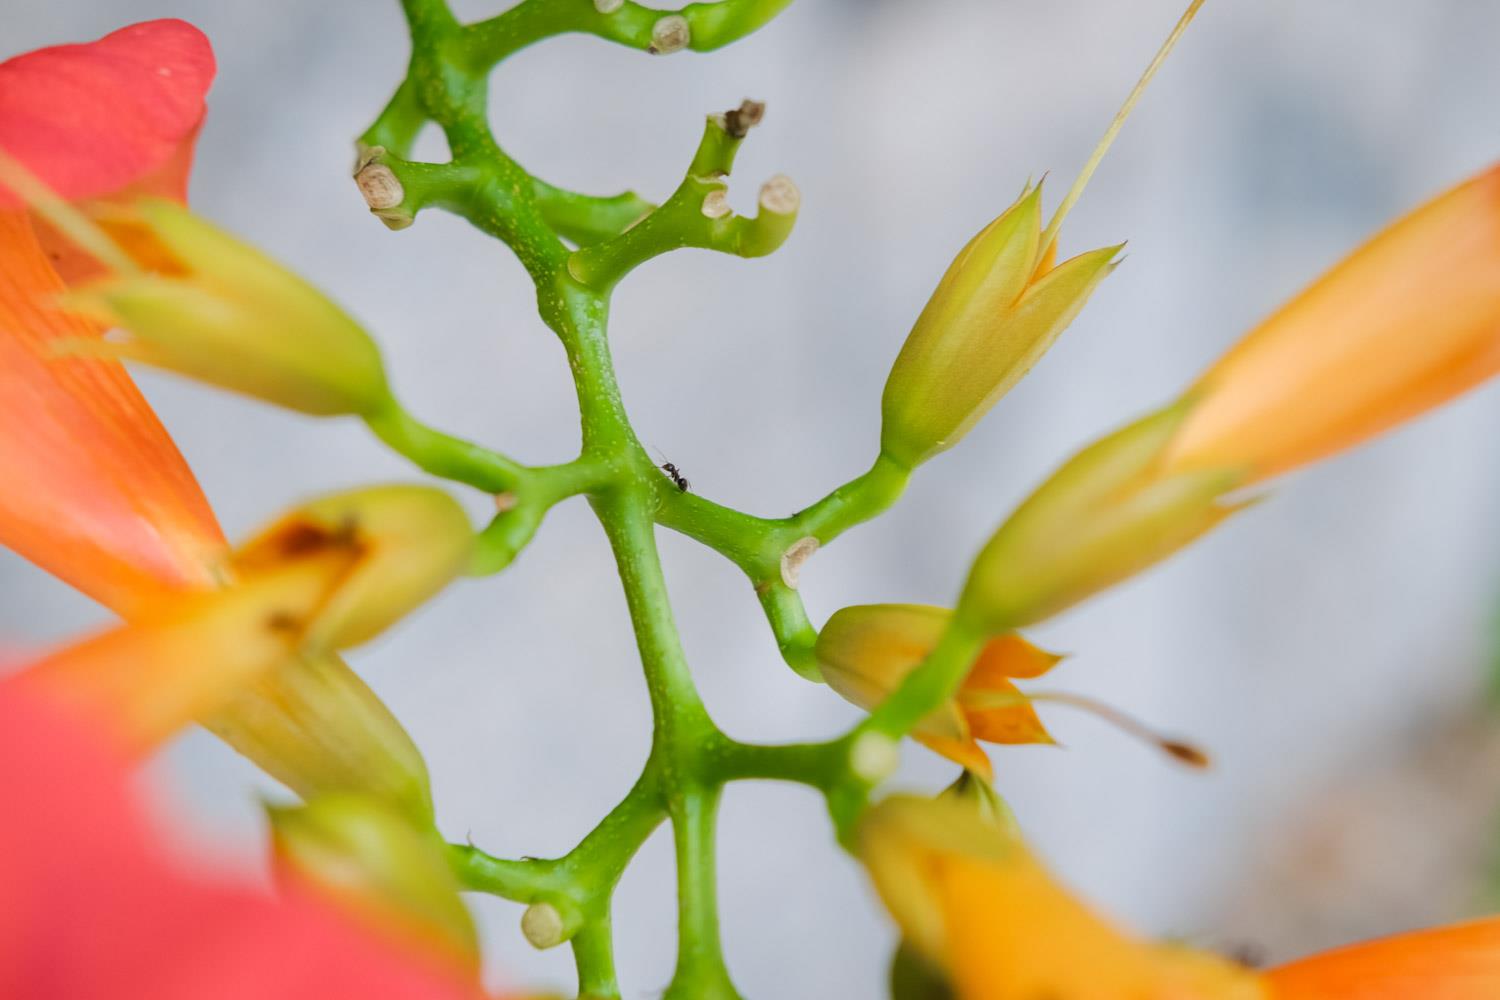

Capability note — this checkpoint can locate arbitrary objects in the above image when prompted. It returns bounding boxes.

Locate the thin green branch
[364,402,527,493]
[665,786,734,999]
[567,111,798,292]
[467,0,798,68]
[358,77,427,158]
[757,582,820,680]
[533,179,655,248]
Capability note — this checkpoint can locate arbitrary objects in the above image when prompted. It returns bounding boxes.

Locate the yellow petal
[1167,163,1500,483]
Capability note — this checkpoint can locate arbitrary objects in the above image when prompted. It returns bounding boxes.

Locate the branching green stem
[355,1,963,996]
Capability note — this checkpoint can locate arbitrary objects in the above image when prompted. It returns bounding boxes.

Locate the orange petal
[9,546,357,754]
[916,733,995,780]
[1265,917,1500,999]
[1167,163,1500,483]
[957,677,1055,747]
[859,796,1265,1000]
[0,210,224,615]
[969,632,1064,682]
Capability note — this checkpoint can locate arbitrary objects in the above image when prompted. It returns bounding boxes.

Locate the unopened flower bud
[64,199,393,417]
[881,184,1121,468]
[1164,162,1500,485]
[231,484,474,652]
[205,652,434,823]
[959,405,1243,632]
[268,794,478,967]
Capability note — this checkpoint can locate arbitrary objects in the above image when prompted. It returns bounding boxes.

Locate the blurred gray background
[6,1,1500,996]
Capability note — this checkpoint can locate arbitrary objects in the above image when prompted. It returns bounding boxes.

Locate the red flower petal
[0,687,487,1000]
[0,19,216,206]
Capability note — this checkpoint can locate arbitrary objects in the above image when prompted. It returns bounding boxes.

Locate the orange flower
[862,795,1500,1000]
[860,795,1264,1000]
[815,604,1063,778]
[0,21,225,616]
[1166,163,1500,484]
[1265,918,1500,999]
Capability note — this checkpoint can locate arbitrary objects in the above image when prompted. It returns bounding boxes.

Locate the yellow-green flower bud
[880,184,1121,468]
[231,484,475,651]
[958,404,1244,632]
[64,199,393,416]
[205,653,434,823]
[267,794,478,968]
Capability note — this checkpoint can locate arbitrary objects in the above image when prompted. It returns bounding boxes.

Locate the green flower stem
[467,0,798,65]
[654,450,912,574]
[359,77,426,157]
[533,180,655,248]
[757,582,821,680]
[363,2,824,996]
[364,403,526,492]
[653,452,912,677]
[566,115,797,292]
[667,786,734,999]
[779,450,912,546]
[570,922,621,1000]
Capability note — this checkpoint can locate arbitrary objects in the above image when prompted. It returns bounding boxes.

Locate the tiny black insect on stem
[660,461,690,492]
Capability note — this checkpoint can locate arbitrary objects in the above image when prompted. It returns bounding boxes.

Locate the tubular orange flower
[10,544,361,754]
[1264,918,1500,999]
[0,21,224,616]
[862,795,1500,1000]
[859,795,1265,1000]
[1165,163,1500,484]
[815,604,1062,777]
[0,24,441,823]
[10,484,474,766]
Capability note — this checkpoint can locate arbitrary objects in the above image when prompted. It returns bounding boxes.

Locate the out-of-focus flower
[1165,164,1500,485]
[1264,918,1500,998]
[205,652,437,823]
[0,20,214,208]
[233,485,475,652]
[880,183,1121,469]
[61,198,396,418]
[269,794,480,969]
[815,604,1062,777]
[0,23,438,819]
[11,484,473,758]
[958,160,1500,633]
[860,795,1500,1000]
[958,405,1243,632]
[859,795,1265,1000]
[0,21,224,617]
[0,686,487,1000]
